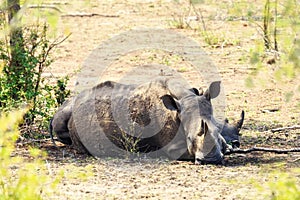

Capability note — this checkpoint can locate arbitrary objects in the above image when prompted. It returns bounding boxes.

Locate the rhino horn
[235,110,245,132]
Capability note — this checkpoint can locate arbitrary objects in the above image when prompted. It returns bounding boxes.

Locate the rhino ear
[204,81,221,100]
[161,95,181,112]
[198,87,204,96]
[189,88,200,95]
[189,87,204,96]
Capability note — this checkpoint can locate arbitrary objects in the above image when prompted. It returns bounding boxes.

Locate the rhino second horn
[236,110,245,132]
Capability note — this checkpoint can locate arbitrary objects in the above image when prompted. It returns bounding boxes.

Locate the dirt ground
[20,0,300,199]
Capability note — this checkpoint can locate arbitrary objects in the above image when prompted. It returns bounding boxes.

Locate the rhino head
[162,81,226,165]
[221,110,245,149]
[190,86,245,149]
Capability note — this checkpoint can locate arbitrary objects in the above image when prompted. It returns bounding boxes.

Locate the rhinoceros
[50,78,234,164]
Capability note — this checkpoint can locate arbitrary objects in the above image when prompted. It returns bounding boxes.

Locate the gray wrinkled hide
[52,79,192,159]
[51,78,239,163]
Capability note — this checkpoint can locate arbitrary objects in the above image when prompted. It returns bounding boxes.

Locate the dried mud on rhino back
[91,80,181,155]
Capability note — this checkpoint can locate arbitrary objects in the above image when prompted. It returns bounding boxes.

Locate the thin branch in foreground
[225,147,300,155]
[62,13,119,18]
[28,5,62,12]
[271,125,300,133]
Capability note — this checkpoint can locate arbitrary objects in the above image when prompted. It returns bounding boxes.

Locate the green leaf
[245,76,254,88]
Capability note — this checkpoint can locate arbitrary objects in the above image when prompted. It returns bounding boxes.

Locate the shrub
[0,109,93,199]
[0,109,62,199]
[0,17,70,137]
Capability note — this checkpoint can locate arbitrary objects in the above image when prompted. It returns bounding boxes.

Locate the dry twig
[271,125,300,133]
[28,5,62,12]
[225,146,300,155]
[62,13,119,18]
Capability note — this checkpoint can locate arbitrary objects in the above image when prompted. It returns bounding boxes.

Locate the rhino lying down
[50,78,244,164]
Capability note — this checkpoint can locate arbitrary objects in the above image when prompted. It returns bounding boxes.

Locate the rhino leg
[50,98,75,145]
[50,117,73,145]
[51,115,72,145]
[56,131,73,145]
[68,115,89,154]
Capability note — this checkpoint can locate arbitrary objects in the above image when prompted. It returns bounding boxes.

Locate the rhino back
[71,80,184,158]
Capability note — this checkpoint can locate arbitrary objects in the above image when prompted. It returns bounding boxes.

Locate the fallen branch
[271,125,300,133]
[225,147,300,155]
[62,12,119,18]
[261,108,279,113]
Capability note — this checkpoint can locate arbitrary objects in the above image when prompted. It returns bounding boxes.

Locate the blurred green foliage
[0,0,70,137]
[0,110,63,199]
[256,169,300,200]
[247,0,300,83]
[0,109,94,199]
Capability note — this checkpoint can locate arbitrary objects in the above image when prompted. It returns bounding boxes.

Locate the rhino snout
[194,151,224,165]
[195,157,225,165]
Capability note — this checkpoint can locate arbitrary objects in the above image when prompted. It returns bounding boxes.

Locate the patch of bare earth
[20,0,300,199]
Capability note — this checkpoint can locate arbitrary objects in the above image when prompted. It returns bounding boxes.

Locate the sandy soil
[18,0,300,199]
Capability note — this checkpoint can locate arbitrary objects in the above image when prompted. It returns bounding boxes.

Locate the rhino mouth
[195,157,224,165]
[195,148,224,165]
